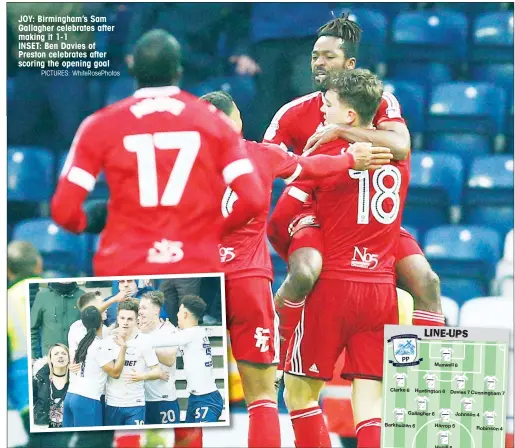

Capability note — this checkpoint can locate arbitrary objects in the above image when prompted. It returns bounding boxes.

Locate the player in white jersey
[453,373,468,390]
[68,291,124,362]
[439,408,451,422]
[460,397,475,411]
[104,300,162,426]
[137,291,180,424]
[424,373,436,389]
[415,396,429,411]
[63,306,127,427]
[483,410,497,426]
[394,372,408,387]
[440,347,453,362]
[484,375,498,390]
[438,430,451,445]
[393,408,407,423]
[147,295,224,423]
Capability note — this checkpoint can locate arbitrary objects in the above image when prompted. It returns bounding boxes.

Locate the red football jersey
[283,139,410,284]
[51,86,264,275]
[221,141,299,281]
[263,90,405,154]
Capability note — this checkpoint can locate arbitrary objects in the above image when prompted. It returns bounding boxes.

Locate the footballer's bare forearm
[98,297,118,314]
[155,347,177,367]
[104,346,127,378]
[337,123,411,161]
[141,365,163,381]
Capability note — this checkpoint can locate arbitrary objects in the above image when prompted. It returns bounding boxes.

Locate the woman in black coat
[33,343,70,428]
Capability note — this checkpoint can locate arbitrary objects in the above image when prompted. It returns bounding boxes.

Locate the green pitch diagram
[382,325,510,448]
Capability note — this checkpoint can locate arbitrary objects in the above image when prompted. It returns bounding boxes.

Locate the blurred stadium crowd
[6,2,514,447]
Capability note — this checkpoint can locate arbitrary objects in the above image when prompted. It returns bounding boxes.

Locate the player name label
[382,325,510,448]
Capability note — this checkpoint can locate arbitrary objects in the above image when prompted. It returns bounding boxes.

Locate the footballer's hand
[348,142,393,171]
[114,290,128,303]
[138,318,157,334]
[114,333,127,349]
[303,124,344,155]
[69,362,81,374]
[160,370,170,382]
[124,368,142,383]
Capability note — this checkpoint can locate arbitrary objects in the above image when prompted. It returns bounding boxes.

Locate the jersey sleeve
[373,93,406,127]
[267,181,314,258]
[263,103,296,149]
[265,143,300,180]
[50,113,106,233]
[146,328,196,348]
[96,342,116,368]
[144,347,159,367]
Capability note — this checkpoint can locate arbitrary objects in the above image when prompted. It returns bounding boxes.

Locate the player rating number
[349,165,402,225]
[124,131,201,207]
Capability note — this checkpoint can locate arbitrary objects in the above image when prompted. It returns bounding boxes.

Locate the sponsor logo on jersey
[147,239,184,264]
[351,246,379,269]
[219,245,236,263]
[254,327,270,352]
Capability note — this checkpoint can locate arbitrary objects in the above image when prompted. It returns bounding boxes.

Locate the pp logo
[388,334,424,367]
[219,245,235,263]
[254,327,270,352]
[351,246,379,269]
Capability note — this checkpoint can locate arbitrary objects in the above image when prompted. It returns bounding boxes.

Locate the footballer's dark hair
[326,69,383,125]
[74,306,102,365]
[180,295,207,321]
[133,29,183,88]
[200,91,235,117]
[77,291,102,311]
[141,290,164,309]
[317,11,362,60]
[117,299,140,316]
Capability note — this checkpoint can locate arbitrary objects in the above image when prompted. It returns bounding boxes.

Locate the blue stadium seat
[387,62,453,89]
[426,134,490,161]
[106,77,136,105]
[472,12,514,63]
[8,147,55,202]
[470,64,514,99]
[428,82,506,135]
[403,153,463,232]
[343,9,387,69]
[463,156,514,236]
[433,2,506,19]
[439,278,487,306]
[424,225,502,302]
[336,3,411,21]
[390,11,468,63]
[58,152,109,200]
[383,80,426,135]
[12,218,89,275]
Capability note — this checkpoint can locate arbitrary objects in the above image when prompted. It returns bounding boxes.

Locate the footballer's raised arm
[51,114,105,233]
[215,113,267,233]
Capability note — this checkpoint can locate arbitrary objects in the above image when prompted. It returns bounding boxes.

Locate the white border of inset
[26,272,231,433]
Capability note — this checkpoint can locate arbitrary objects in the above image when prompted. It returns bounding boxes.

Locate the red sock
[276,299,305,370]
[290,406,331,448]
[412,310,446,326]
[174,428,203,447]
[356,418,381,448]
[248,399,281,447]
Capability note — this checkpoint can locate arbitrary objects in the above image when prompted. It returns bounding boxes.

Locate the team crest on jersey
[388,334,423,367]
[219,245,235,263]
[147,239,184,263]
[254,327,270,352]
[351,246,379,269]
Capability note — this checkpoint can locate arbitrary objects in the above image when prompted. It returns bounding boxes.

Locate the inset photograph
[27,274,229,433]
